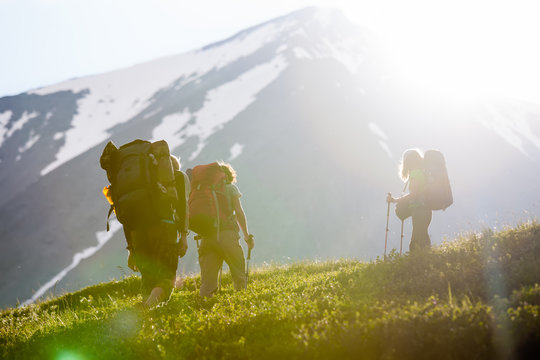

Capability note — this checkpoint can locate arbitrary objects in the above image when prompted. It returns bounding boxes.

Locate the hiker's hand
[127,252,138,272]
[386,193,396,203]
[178,232,188,258]
[246,234,255,250]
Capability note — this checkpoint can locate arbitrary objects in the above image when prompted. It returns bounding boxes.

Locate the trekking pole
[400,220,404,255]
[218,266,222,292]
[385,193,391,260]
[245,247,252,286]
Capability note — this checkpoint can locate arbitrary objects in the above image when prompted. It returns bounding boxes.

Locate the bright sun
[341,0,540,102]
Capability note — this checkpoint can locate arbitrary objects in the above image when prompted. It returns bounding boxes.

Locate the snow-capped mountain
[1,7,539,308]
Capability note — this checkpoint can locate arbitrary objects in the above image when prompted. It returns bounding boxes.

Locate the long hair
[218,161,237,184]
[399,149,423,182]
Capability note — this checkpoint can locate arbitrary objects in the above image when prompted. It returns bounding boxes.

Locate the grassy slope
[1,222,540,360]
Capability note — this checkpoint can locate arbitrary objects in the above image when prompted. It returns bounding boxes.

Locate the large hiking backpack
[100,139,178,230]
[188,162,236,237]
[424,149,453,211]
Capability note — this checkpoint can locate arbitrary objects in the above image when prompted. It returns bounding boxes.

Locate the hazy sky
[1,0,539,104]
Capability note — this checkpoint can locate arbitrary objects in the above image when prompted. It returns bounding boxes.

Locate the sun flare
[341,0,540,102]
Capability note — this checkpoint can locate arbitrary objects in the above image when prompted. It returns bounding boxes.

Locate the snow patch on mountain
[0,111,38,148]
[480,104,540,155]
[229,143,244,161]
[0,110,12,145]
[276,44,288,54]
[368,122,392,158]
[294,47,312,59]
[152,55,288,160]
[18,131,40,153]
[32,8,365,175]
[368,122,388,140]
[320,36,364,74]
[36,19,298,176]
[21,219,123,306]
[151,111,192,151]
[289,36,363,73]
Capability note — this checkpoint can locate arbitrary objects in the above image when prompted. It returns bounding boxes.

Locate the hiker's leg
[136,223,177,305]
[139,270,154,299]
[152,223,178,303]
[198,237,222,297]
[144,287,164,308]
[411,207,432,251]
[131,229,154,299]
[410,211,421,252]
[423,209,433,248]
[220,230,247,291]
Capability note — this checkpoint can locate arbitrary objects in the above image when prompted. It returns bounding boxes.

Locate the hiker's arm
[127,251,138,272]
[387,194,404,203]
[183,172,190,234]
[123,227,138,271]
[387,179,418,203]
[178,231,188,257]
[177,172,190,257]
[232,196,253,248]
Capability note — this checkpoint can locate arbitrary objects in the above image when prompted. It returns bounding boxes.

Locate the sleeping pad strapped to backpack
[188,162,236,237]
[100,139,178,230]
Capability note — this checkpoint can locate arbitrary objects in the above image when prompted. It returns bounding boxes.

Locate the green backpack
[424,149,453,211]
[100,139,178,230]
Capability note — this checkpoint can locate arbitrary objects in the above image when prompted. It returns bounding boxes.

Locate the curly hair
[218,161,237,184]
[399,148,423,182]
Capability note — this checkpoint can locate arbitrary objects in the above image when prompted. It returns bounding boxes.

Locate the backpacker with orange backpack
[188,162,238,237]
[100,139,179,231]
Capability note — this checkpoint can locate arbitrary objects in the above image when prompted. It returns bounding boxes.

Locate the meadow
[1,222,539,359]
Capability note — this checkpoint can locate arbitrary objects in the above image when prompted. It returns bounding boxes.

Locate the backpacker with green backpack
[394,149,452,221]
[100,139,178,231]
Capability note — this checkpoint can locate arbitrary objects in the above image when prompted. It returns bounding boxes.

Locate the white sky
[1,0,539,104]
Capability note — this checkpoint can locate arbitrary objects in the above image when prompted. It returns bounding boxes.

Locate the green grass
[2,222,540,359]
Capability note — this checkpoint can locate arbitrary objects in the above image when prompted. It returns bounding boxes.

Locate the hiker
[387,149,432,252]
[189,162,254,297]
[171,155,190,258]
[100,140,189,308]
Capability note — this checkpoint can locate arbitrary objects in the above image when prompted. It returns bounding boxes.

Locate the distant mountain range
[1,7,539,308]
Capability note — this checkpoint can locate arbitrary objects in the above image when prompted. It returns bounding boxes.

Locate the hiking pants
[198,229,247,297]
[128,222,178,299]
[410,207,432,252]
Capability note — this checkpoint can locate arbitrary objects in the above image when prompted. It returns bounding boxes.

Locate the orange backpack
[188,162,236,237]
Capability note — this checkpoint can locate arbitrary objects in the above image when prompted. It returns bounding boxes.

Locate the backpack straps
[402,179,409,194]
[106,204,114,232]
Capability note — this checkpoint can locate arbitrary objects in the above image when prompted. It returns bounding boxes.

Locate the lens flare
[56,350,84,360]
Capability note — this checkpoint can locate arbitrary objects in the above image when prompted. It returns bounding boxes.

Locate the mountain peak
[201,6,352,50]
